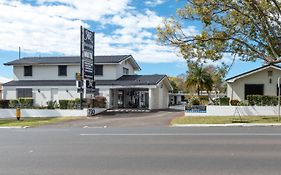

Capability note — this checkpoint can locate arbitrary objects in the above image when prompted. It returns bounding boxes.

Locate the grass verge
[0,117,83,127]
[171,116,281,125]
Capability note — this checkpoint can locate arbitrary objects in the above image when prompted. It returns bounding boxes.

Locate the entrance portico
[109,88,149,109]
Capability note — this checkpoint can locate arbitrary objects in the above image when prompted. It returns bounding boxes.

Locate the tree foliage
[186,62,213,95]
[169,75,186,93]
[205,64,227,94]
[157,0,281,64]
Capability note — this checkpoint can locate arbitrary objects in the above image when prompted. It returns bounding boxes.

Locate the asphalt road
[42,109,184,128]
[1,127,281,175]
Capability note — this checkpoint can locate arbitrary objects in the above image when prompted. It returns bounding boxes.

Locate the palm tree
[186,62,213,96]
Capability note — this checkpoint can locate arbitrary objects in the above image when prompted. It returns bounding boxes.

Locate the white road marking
[80,133,281,136]
[83,126,107,129]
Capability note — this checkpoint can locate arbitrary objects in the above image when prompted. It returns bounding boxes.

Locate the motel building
[2,55,172,110]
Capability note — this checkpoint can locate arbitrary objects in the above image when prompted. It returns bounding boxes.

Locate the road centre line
[80,133,281,136]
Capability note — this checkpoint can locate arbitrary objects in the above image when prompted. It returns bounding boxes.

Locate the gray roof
[3,75,167,87]
[97,75,167,86]
[4,55,133,65]
[225,64,281,82]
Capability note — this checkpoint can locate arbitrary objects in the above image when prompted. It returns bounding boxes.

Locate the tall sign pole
[80,26,83,110]
[80,26,95,111]
[277,77,280,122]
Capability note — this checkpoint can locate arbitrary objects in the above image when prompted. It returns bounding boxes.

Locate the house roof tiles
[3,75,167,87]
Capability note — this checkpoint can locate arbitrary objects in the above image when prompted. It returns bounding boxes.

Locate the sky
[0,0,264,83]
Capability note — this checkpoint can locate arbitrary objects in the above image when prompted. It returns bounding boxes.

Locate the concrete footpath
[172,123,281,127]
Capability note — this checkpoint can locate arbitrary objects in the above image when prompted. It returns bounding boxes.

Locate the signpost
[277,77,280,122]
[79,26,95,109]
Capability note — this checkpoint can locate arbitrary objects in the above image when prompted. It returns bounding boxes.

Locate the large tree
[157,0,281,64]
[186,62,213,96]
[169,75,187,93]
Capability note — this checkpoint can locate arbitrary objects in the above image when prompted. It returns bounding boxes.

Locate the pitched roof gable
[4,55,141,70]
[226,64,281,82]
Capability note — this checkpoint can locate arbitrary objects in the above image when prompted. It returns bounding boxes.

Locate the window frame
[95,65,103,75]
[24,66,32,77]
[58,65,67,76]
[123,67,129,75]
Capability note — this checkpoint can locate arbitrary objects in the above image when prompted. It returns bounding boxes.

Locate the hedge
[0,100,9,108]
[59,100,69,109]
[247,95,278,106]
[18,98,33,108]
[9,100,19,108]
[230,99,239,106]
[219,97,230,106]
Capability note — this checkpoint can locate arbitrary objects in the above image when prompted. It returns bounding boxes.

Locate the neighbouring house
[0,82,3,99]
[3,55,172,110]
[226,64,281,101]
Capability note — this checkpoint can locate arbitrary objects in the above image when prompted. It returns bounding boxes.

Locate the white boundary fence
[185,106,279,117]
[0,108,106,118]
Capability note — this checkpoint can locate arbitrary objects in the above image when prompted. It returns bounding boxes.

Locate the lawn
[171,116,281,125]
[0,117,83,127]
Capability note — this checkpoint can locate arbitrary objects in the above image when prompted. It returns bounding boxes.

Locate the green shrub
[94,96,107,108]
[238,101,249,106]
[188,97,200,106]
[74,98,80,109]
[18,98,33,108]
[67,100,76,109]
[0,100,9,108]
[213,98,220,105]
[9,100,19,108]
[198,96,209,105]
[230,99,239,106]
[219,97,230,106]
[247,95,279,106]
[59,100,68,109]
[47,100,57,109]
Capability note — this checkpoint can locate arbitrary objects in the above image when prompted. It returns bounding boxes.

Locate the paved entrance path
[41,109,184,128]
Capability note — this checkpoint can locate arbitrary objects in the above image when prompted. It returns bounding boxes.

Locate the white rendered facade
[3,56,172,110]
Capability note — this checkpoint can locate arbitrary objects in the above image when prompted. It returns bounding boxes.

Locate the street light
[277,77,280,122]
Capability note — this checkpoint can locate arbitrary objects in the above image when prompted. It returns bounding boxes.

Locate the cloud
[0,0,192,64]
[144,0,165,6]
[0,76,11,83]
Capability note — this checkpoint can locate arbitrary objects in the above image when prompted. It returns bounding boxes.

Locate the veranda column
[149,88,153,110]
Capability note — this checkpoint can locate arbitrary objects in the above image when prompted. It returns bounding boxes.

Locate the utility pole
[19,46,21,59]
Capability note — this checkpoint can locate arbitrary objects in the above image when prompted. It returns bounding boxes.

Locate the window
[24,66,32,76]
[244,84,264,100]
[58,65,67,76]
[17,88,32,98]
[123,67,129,75]
[268,70,273,77]
[95,65,103,75]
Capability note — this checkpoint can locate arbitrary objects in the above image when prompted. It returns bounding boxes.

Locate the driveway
[41,108,184,128]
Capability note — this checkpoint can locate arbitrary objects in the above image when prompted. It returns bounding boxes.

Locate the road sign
[81,27,95,81]
[80,26,96,100]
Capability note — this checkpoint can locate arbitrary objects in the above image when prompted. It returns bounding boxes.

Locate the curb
[0,126,30,129]
[171,123,281,127]
[0,126,23,129]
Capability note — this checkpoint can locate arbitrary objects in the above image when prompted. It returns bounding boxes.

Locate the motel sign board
[80,26,95,94]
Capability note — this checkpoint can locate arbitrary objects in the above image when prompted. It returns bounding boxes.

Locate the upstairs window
[123,67,129,75]
[95,65,103,75]
[24,66,32,76]
[58,65,67,76]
